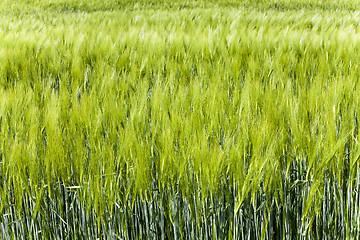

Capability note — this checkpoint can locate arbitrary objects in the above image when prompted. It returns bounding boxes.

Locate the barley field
[1,0,360,239]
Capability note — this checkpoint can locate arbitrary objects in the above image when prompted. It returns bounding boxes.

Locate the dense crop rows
[1,0,360,239]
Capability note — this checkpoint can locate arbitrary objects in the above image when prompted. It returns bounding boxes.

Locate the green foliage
[1,0,360,239]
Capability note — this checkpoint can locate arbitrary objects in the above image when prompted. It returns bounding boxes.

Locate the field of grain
[1,0,360,239]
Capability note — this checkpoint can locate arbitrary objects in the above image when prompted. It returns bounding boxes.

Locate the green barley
[2,0,360,239]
